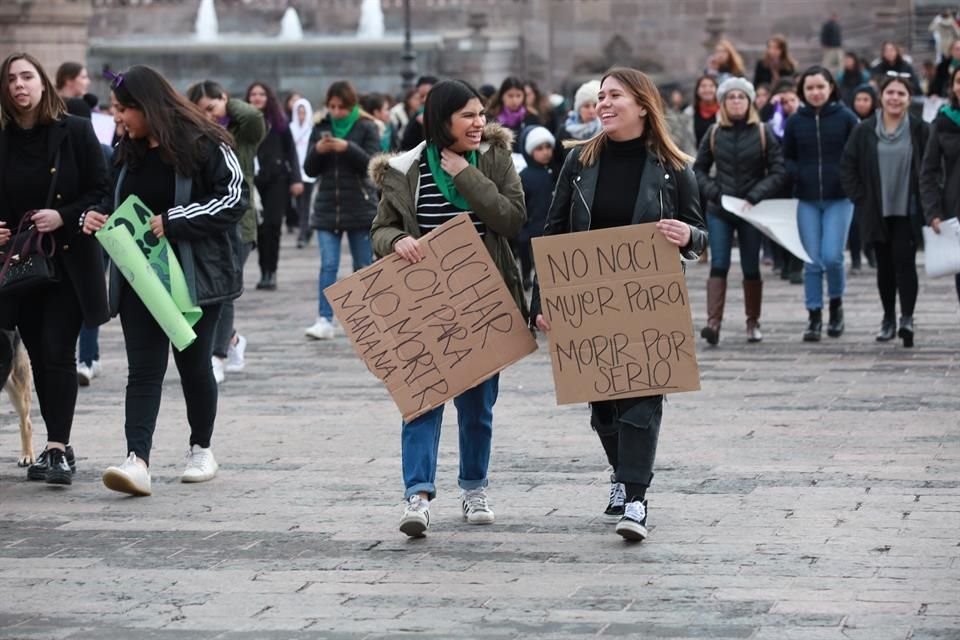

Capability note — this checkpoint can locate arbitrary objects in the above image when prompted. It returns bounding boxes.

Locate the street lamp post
[401,0,416,90]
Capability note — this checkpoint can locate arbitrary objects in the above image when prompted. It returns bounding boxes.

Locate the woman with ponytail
[530,68,707,542]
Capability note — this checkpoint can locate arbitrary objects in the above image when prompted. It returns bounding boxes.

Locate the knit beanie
[524,125,556,156]
[717,77,756,104]
[574,80,601,112]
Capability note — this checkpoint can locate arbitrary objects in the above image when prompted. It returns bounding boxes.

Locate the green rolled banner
[96,195,202,351]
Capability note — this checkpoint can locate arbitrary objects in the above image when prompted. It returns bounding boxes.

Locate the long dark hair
[693,75,719,111]
[246,81,287,133]
[423,80,486,149]
[0,52,65,129]
[486,76,525,117]
[186,80,226,103]
[951,66,960,109]
[112,65,234,176]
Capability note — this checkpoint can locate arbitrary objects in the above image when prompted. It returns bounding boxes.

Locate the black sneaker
[27,445,76,481]
[602,475,626,523]
[615,499,649,541]
[44,448,73,486]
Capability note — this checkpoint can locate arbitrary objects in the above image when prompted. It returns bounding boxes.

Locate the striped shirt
[416,160,486,237]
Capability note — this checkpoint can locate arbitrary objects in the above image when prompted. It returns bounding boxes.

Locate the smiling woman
[0,52,110,486]
[369,79,527,539]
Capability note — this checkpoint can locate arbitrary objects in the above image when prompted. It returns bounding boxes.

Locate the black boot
[803,309,822,342]
[263,272,277,291]
[256,272,269,290]
[898,315,914,348]
[875,316,896,342]
[827,298,844,337]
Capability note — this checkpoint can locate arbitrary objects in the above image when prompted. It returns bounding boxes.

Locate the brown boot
[744,279,763,343]
[700,277,726,345]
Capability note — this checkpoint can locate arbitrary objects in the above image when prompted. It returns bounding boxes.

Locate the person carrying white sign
[840,75,930,347]
[369,80,527,539]
[694,77,786,345]
[530,68,707,542]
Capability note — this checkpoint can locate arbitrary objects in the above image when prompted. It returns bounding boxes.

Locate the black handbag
[0,214,60,296]
[0,149,62,296]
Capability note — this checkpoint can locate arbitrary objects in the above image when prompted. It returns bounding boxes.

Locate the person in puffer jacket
[782,66,859,342]
[302,80,380,341]
[694,77,786,345]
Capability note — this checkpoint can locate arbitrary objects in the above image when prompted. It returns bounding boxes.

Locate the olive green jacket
[226,98,267,243]
[368,123,528,318]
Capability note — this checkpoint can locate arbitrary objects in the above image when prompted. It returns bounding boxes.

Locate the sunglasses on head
[885,71,911,79]
[103,69,124,89]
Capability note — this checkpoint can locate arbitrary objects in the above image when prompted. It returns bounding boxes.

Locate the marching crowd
[1,17,959,541]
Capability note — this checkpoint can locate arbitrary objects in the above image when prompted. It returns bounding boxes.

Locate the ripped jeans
[590,395,663,487]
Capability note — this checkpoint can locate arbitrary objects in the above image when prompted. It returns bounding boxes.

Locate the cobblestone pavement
[1,232,958,639]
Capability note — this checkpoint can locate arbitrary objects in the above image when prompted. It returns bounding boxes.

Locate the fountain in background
[194,0,218,42]
[357,0,385,40]
[279,7,304,41]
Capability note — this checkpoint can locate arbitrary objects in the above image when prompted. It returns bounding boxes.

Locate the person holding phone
[81,65,246,496]
[369,79,527,538]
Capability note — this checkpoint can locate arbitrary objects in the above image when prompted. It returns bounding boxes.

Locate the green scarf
[942,105,960,129]
[425,144,478,211]
[331,105,360,139]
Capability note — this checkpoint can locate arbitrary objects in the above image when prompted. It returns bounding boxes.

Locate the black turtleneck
[4,122,51,227]
[593,136,646,230]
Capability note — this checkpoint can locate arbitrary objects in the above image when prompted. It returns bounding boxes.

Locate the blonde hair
[715,39,746,78]
[717,97,761,127]
[569,67,691,171]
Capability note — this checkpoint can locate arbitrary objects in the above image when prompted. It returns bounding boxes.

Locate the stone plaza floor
[1,232,958,639]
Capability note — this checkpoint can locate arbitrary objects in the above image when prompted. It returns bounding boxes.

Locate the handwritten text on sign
[532,223,700,404]
[325,215,537,421]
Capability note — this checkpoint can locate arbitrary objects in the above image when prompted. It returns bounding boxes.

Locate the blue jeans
[317,229,372,319]
[797,199,854,310]
[707,209,763,279]
[401,374,499,500]
[77,324,99,367]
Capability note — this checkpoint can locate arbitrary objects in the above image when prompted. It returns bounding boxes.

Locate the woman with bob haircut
[82,65,247,496]
[369,79,526,538]
[782,66,859,342]
[841,75,929,347]
[245,81,303,291]
[694,77,786,345]
[531,67,707,542]
[0,52,110,485]
[303,80,380,341]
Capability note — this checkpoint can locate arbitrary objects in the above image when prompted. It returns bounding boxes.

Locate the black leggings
[257,181,288,274]
[873,216,918,319]
[14,277,84,444]
[119,286,222,465]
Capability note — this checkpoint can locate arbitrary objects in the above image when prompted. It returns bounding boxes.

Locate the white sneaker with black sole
[399,494,430,537]
[461,488,495,525]
[603,475,626,523]
[615,499,648,541]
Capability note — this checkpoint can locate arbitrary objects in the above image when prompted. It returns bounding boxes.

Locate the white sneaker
[399,494,430,537]
[102,452,152,496]
[304,317,335,340]
[91,360,102,377]
[77,363,93,387]
[225,334,246,372]
[211,356,225,384]
[182,445,219,483]
[461,488,495,525]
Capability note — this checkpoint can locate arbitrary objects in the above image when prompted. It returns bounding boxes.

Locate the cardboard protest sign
[96,195,202,351]
[721,196,812,263]
[325,214,537,421]
[532,223,700,404]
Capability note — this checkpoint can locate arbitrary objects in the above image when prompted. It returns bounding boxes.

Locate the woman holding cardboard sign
[0,52,110,485]
[531,67,707,542]
[369,79,527,538]
[82,65,246,496]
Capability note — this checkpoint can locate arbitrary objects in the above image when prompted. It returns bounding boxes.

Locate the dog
[1,329,34,466]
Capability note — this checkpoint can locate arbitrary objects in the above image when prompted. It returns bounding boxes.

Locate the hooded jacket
[107,139,248,315]
[368,123,528,318]
[840,114,929,245]
[919,109,960,225]
[517,125,558,244]
[304,114,380,231]
[782,101,859,201]
[224,98,266,243]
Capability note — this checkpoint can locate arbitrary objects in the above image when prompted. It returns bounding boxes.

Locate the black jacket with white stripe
[105,138,248,314]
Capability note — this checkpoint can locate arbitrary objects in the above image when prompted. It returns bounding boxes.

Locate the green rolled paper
[96,195,202,351]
